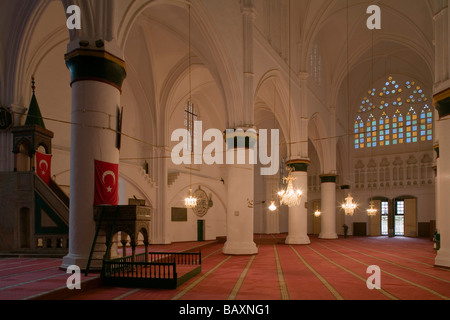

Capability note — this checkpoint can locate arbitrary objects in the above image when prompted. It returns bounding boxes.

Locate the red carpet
[1,236,449,300]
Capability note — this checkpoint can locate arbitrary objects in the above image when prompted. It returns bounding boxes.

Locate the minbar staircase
[0,172,69,254]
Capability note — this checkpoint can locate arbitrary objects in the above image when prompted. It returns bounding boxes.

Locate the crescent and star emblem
[39,159,48,175]
[102,170,116,193]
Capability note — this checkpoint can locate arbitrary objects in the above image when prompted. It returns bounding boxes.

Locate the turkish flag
[36,151,52,186]
[94,160,119,206]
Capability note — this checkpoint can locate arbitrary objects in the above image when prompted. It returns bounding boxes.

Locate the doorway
[197,220,205,242]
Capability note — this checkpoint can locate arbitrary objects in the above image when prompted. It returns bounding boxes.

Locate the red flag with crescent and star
[94,160,119,206]
[36,151,52,186]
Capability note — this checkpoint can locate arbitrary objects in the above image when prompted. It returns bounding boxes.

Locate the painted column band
[65,49,127,91]
[286,160,310,172]
[320,174,337,183]
[224,128,258,150]
[433,88,450,119]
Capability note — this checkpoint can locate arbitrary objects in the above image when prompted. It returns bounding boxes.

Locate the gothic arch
[117,0,241,127]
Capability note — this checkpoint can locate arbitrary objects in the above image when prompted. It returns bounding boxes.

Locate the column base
[61,253,90,271]
[435,248,450,268]
[319,233,338,240]
[285,235,310,245]
[223,241,258,255]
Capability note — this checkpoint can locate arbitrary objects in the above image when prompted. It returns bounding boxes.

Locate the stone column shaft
[285,160,310,245]
[319,175,338,239]
[62,48,126,269]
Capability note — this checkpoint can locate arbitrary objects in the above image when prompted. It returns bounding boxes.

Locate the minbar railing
[101,251,201,289]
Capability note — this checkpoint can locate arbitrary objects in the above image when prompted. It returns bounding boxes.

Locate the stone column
[222,129,258,255]
[434,89,450,268]
[264,175,280,234]
[61,47,126,269]
[285,160,310,244]
[319,175,338,239]
[432,2,450,268]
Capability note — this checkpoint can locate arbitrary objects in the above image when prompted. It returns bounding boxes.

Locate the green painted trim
[25,93,46,129]
[35,193,69,235]
[287,160,310,172]
[65,51,127,90]
[320,175,337,183]
[224,129,258,150]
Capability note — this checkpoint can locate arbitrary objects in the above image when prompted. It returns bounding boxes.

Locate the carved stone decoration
[192,186,212,217]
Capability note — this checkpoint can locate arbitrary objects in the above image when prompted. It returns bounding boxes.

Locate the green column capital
[65,49,127,91]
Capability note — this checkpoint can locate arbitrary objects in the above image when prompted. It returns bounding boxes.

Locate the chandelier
[278,169,303,207]
[184,4,197,210]
[367,200,378,216]
[342,193,357,216]
[185,189,197,208]
[314,202,321,217]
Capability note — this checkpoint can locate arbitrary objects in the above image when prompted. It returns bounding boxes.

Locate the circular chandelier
[278,169,303,208]
[185,189,197,209]
[367,200,378,216]
[342,193,357,216]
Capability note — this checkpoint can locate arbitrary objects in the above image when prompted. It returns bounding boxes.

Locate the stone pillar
[285,160,310,244]
[434,89,450,268]
[61,48,126,269]
[222,129,258,255]
[319,175,338,239]
[264,175,280,234]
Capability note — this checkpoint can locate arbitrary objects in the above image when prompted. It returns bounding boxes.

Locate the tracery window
[354,77,432,149]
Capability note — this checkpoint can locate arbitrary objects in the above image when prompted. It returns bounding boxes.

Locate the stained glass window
[355,76,432,149]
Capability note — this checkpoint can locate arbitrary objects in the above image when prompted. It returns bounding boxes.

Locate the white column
[222,130,258,255]
[264,175,279,234]
[433,2,450,268]
[434,106,450,267]
[319,175,338,239]
[285,161,310,244]
[61,49,126,269]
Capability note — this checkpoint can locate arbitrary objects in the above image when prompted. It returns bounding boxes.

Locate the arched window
[355,116,364,149]
[366,114,377,148]
[355,76,432,149]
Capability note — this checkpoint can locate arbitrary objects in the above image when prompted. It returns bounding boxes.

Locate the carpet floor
[1,235,449,301]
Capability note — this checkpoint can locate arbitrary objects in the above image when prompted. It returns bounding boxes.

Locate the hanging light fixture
[342,193,357,216]
[366,28,377,218]
[277,0,303,208]
[314,201,322,217]
[278,168,303,207]
[184,3,197,209]
[185,188,197,208]
[340,0,356,217]
[367,200,377,216]
[268,81,279,213]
